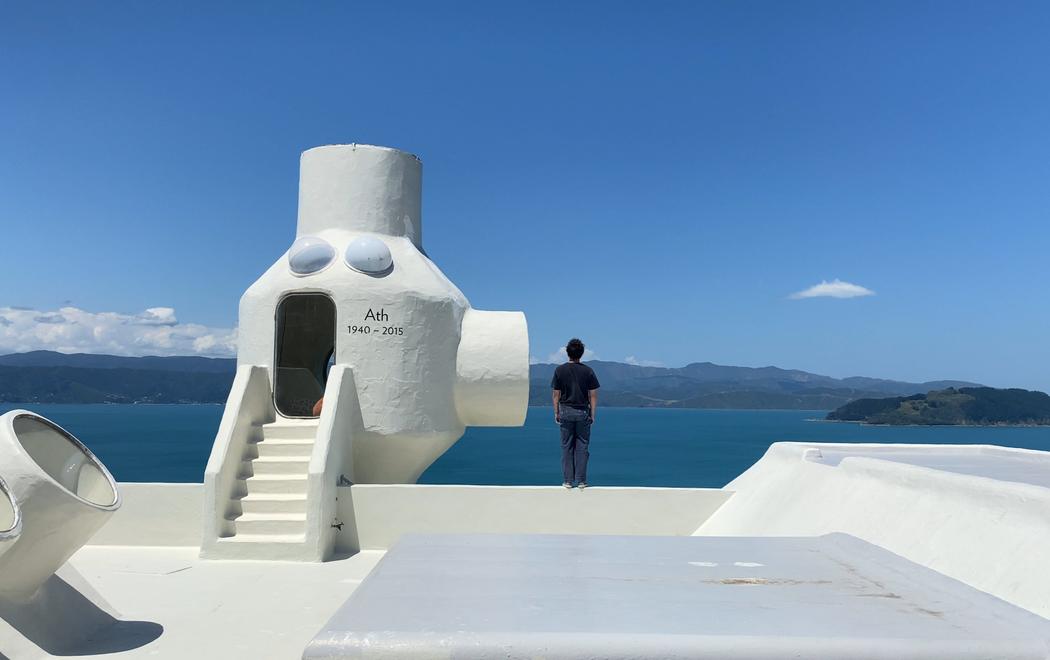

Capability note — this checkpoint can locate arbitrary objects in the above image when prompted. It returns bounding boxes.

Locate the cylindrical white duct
[0,476,20,562]
[0,411,120,601]
[455,309,530,426]
[296,144,423,248]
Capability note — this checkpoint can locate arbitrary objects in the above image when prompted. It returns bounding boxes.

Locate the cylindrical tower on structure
[296,144,424,248]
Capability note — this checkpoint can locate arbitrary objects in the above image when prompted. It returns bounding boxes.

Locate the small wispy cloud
[134,307,179,326]
[624,355,664,367]
[0,306,237,357]
[789,279,875,300]
[533,346,599,364]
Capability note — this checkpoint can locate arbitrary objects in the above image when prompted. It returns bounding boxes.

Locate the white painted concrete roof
[807,443,1050,488]
[0,546,384,660]
[305,533,1050,659]
[2,484,726,659]
[7,444,1050,659]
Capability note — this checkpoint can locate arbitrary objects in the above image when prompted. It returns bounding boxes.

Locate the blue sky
[2,2,1049,390]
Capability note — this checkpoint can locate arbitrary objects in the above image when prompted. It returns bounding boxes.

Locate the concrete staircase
[225,420,316,549]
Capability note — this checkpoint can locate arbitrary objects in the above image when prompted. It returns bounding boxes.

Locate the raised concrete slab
[305,532,1050,659]
[697,442,1050,619]
[807,443,1050,488]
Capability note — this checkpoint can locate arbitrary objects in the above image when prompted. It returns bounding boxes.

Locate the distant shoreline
[0,401,224,406]
[0,402,835,413]
[5,402,1047,426]
[818,418,1050,428]
[3,351,991,412]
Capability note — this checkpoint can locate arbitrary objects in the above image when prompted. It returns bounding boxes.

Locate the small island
[826,387,1050,426]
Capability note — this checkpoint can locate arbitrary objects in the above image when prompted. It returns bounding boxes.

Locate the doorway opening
[274,293,336,418]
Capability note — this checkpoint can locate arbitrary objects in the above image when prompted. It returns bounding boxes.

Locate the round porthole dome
[288,236,336,275]
[345,236,393,274]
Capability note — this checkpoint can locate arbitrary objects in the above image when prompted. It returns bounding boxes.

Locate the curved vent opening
[11,416,117,507]
[0,482,16,534]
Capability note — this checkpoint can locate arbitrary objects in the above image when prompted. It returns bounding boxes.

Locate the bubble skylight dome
[288,236,336,275]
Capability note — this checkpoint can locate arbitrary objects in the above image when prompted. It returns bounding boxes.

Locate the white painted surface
[697,442,1050,618]
[230,144,528,490]
[87,483,201,547]
[0,410,120,601]
[455,309,529,427]
[1,545,385,660]
[809,442,1050,488]
[305,533,1050,659]
[339,484,731,552]
[0,477,20,561]
[306,365,362,560]
[207,418,322,560]
[0,563,132,658]
[200,365,274,558]
[8,439,1050,657]
[297,144,423,247]
[203,144,530,560]
[93,483,730,553]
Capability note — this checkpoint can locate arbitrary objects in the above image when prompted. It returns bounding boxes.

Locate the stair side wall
[201,365,274,558]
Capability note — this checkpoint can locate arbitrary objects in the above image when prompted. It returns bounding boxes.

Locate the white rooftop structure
[2,145,1049,659]
[202,143,528,561]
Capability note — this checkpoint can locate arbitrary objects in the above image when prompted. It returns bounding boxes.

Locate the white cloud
[134,307,179,326]
[543,346,599,364]
[624,355,664,367]
[789,279,875,300]
[0,306,237,357]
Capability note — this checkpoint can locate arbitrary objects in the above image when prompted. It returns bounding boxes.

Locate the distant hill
[826,387,1050,425]
[0,366,234,404]
[0,350,983,409]
[528,360,980,410]
[0,350,235,373]
[0,351,235,404]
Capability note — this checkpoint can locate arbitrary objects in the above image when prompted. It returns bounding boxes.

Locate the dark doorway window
[274,293,336,417]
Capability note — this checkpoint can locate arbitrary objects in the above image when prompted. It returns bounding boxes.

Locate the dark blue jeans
[559,406,591,484]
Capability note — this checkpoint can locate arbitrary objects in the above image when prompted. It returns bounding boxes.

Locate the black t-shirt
[551,362,600,409]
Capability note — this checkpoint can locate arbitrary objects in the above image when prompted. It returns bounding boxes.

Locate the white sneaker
[563,482,573,489]
[578,482,588,490]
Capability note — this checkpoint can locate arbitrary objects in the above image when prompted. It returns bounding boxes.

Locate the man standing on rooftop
[551,338,600,489]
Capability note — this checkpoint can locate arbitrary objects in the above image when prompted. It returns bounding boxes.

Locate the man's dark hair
[566,338,585,361]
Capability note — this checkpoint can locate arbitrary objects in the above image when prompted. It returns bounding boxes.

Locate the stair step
[254,439,314,458]
[240,494,308,515]
[232,513,307,536]
[262,422,317,441]
[236,518,306,537]
[223,533,306,544]
[245,474,308,495]
[234,512,306,521]
[252,456,310,475]
[236,459,254,480]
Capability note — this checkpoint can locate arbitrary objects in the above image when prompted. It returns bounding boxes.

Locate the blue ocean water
[3,403,1050,487]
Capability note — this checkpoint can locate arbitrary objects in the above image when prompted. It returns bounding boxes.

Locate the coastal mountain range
[528,360,980,409]
[0,350,982,409]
